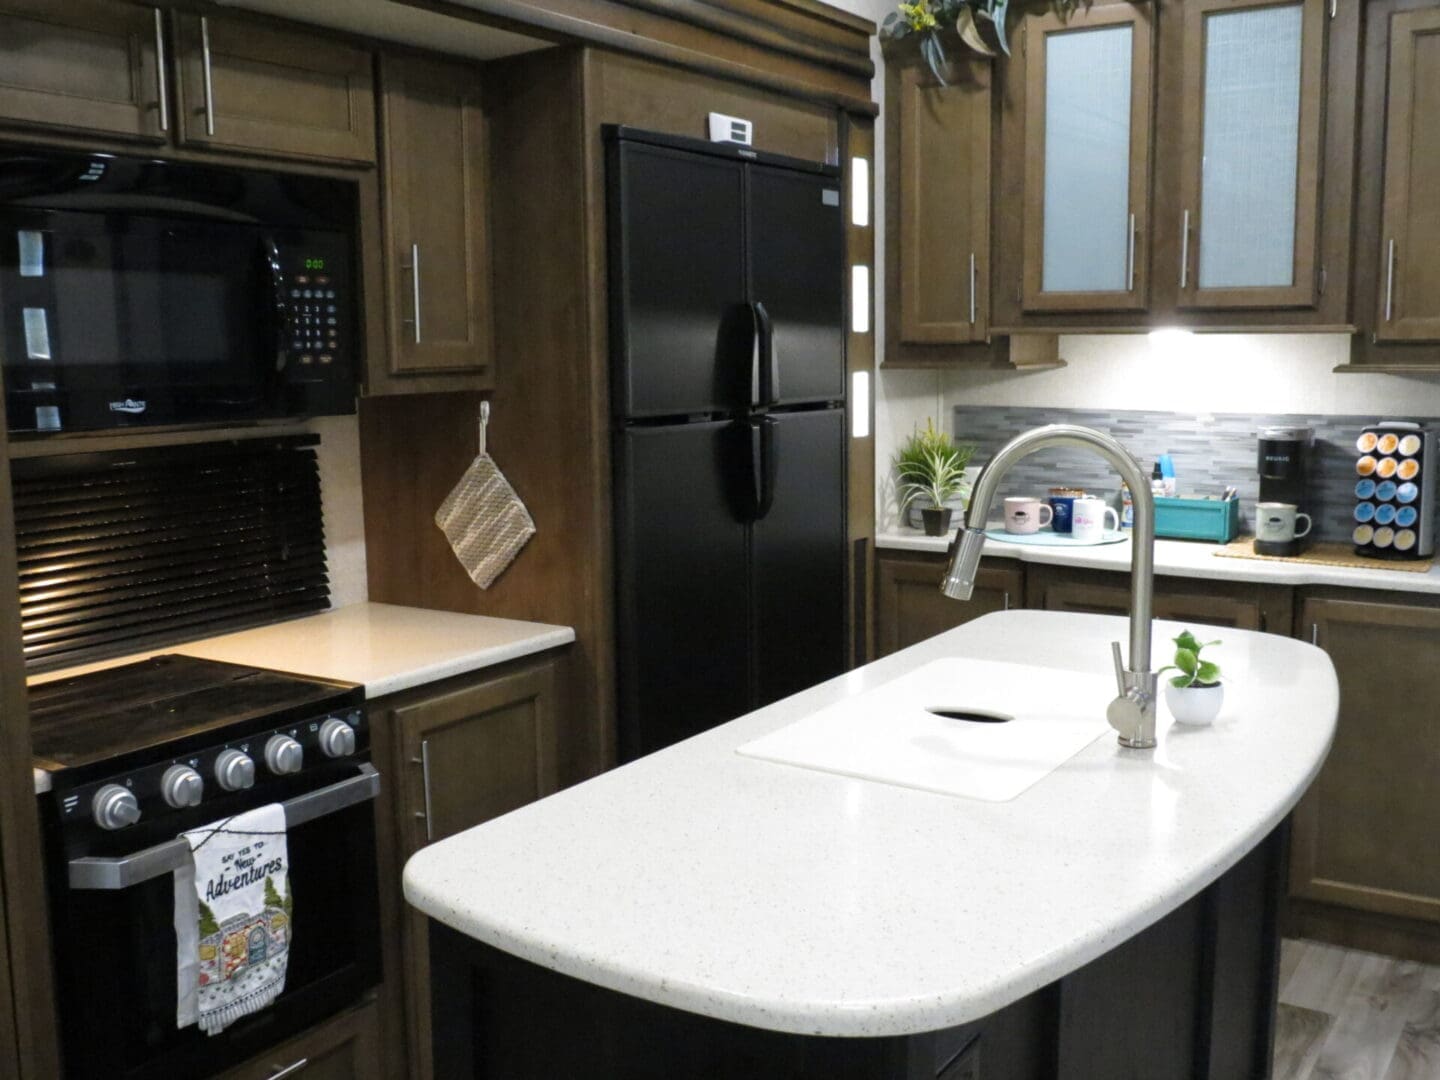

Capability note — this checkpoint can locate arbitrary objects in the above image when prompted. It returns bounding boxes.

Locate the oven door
[48,763,382,1080]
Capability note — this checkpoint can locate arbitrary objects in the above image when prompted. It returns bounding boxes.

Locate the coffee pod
[1354,502,1376,523]
[1353,524,1375,545]
[1396,529,1418,552]
[1379,432,1400,455]
[1397,505,1418,528]
[1376,479,1398,501]
[1375,503,1397,526]
[1374,526,1395,548]
[1398,481,1420,504]
[1400,433,1422,457]
[1356,478,1377,499]
[1357,456,1378,476]
[1377,456,1399,479]
[1357,432,1378,453]
[1398,458,1420,481]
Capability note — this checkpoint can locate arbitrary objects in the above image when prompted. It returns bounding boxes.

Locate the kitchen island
[404,610,1338,1078]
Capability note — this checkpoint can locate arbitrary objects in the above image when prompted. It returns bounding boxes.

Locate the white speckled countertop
[879,527,1440,594]
[31,602,574,793]
[403,609,1337,1038]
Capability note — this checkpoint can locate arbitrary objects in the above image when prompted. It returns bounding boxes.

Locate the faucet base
[1116,733,1158,750]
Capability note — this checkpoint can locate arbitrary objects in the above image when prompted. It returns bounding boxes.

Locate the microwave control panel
[284,260,346,373]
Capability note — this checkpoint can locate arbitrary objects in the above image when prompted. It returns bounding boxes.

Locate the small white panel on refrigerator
[707,113,753,146]
[22,307,51,359]
[18,230,44,277]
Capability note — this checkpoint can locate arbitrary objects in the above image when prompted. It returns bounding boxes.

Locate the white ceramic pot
[1165,682,1224,726]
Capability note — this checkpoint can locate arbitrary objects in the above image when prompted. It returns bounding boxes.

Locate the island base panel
[428,821,1287,1079]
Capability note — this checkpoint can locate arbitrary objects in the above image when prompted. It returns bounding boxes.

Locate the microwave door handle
[67,763,380,891]
[262,234,288,375]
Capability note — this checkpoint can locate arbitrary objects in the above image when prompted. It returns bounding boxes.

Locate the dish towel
[173,804,292,1035]
[435,402,536,590]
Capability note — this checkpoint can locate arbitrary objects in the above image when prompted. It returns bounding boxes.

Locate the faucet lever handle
[1110,640,1128,696]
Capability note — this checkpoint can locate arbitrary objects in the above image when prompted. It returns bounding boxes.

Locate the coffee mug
[1047,489,1085,534]
[1071,497,1119,543]
[1256,502,1312,543]
[1004,497,1053,534]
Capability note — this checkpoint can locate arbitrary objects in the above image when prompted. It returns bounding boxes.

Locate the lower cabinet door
[383,656,561,1080]
[876,552,1022,657]
[1027,564,1292,635]
[219,999,381,1080]
[1291,595,1440,925]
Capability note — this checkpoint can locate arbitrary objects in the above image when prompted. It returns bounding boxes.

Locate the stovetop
[29,654,360,775]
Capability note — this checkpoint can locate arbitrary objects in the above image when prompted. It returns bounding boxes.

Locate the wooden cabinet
[1374,6,1440,342]
[377,54,494,386]
[1174,0,1327,311]
[172,13,375,165]
[1024,563,1294,635]
[876,551,1021,657]
[1289,595,1440,932]
[0,0,166,142]
[377,654,561,1079]
[895,58,990,345]
[1017,3,1154,315]
[219,999,382,1080]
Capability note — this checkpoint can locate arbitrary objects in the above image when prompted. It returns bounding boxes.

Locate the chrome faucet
[940,424,1159,749]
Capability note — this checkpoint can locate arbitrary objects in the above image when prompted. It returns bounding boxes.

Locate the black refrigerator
[606,126,848,762]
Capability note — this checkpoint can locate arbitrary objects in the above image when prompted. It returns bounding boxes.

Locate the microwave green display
[304,257,326,271]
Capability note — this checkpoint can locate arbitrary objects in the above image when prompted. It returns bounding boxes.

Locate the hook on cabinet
[479,399,491,456]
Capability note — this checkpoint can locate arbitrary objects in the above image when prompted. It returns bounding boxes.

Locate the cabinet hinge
[1329,0,1336,18]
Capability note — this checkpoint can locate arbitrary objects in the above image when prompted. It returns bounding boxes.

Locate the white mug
[1004,497,1053,534]
[1071,497,1119,543]
[1256,502,1312,543]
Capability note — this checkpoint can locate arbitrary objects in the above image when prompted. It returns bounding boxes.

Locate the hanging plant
[882,0,1089,84]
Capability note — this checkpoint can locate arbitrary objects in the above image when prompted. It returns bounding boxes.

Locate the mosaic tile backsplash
[948,406,1439,543]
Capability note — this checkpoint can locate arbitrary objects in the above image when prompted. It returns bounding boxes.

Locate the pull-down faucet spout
[940,424,1159,749]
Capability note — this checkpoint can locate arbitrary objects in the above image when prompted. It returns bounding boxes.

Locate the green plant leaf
[1196,661,1220,684]
[1169,674,1194,689]
[1173,630,1202,653]
[1174,648,1197,676]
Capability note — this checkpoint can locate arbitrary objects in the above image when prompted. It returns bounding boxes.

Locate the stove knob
[92,784,140,831]
[215,749,255,792]
[318,718,357,759]
[161,764,204,809]
[264,734,303,776]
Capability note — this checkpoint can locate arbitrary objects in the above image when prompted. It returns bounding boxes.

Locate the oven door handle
[67,764,380,891]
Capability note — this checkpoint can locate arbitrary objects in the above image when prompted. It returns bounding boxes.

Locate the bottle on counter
[1150,462,1166,497]
[1120,483,1134,530]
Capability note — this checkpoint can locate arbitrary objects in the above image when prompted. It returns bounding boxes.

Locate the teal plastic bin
[1153,496,1240,543]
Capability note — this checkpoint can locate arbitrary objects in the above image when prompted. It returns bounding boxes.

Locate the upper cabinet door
[172,13,375,165]
[1176,0,1326,310]
[0,0,166,142]
[380,55,493,381]
[897,60,991,344]
[1376,8,1440,343]
[1021,5,1153,313]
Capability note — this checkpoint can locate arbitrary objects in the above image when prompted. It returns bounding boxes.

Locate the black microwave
[0,147,359,434]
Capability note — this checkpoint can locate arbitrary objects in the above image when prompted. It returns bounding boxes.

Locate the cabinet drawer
[218,999,381,1080]
[173,13,375,165]
[876,552,1022,656]
[0,0,165,142]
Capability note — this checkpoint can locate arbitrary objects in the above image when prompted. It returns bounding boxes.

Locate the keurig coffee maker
[1256,426,1312,556]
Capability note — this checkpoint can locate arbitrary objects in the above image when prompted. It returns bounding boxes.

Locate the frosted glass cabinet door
[1177,0,1326,309]
[1021,6,1153,313]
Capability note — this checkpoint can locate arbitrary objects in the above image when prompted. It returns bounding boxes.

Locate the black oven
[0,147,359,434]
[32,656,382,1079]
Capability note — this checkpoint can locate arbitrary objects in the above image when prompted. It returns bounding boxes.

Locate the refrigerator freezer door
[609,141,749,419]
[746,165,846,407]
[751,408,847,708]
[614,421,751,760]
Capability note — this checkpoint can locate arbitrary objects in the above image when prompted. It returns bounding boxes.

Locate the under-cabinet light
[851,265,871,334]
[851,371,870,439]
[851,157,870,227]
[1148,327,1196,350]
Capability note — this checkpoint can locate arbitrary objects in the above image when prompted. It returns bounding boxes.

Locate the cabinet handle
[401,243,423,344]
[1002,591,1010,612]
[199,16,216,136]
[968,251,977,326]
[267,1059,309,1079]
[1385,238,1396,322]
[1179,209,1190,290]
[1126,212,1137,293]
[152,9,169,132]
[416,739,433,843]
[1310,623,1319,646]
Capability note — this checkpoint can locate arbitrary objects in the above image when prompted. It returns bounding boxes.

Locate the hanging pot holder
[435,401,536,589]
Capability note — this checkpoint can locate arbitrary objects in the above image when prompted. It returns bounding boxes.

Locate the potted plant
[896,420,976,536]
[1159,630,1224,726]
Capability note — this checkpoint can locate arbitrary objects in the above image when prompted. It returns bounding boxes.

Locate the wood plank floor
[1276,938,1440,1079]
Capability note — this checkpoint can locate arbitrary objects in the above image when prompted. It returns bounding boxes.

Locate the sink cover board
[737,658,1115,801]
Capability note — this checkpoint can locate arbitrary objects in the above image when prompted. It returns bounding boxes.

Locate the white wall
[306,414,369,608]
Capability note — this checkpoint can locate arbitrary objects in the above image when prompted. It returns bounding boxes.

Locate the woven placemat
[1214,538,1434,573]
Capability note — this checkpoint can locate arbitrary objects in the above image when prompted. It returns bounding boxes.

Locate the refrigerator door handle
[754,301,779,405]
[748,303,763,408]
[757,416,777,520]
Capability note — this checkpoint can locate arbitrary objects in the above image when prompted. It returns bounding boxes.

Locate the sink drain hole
[927,707,1014,724]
